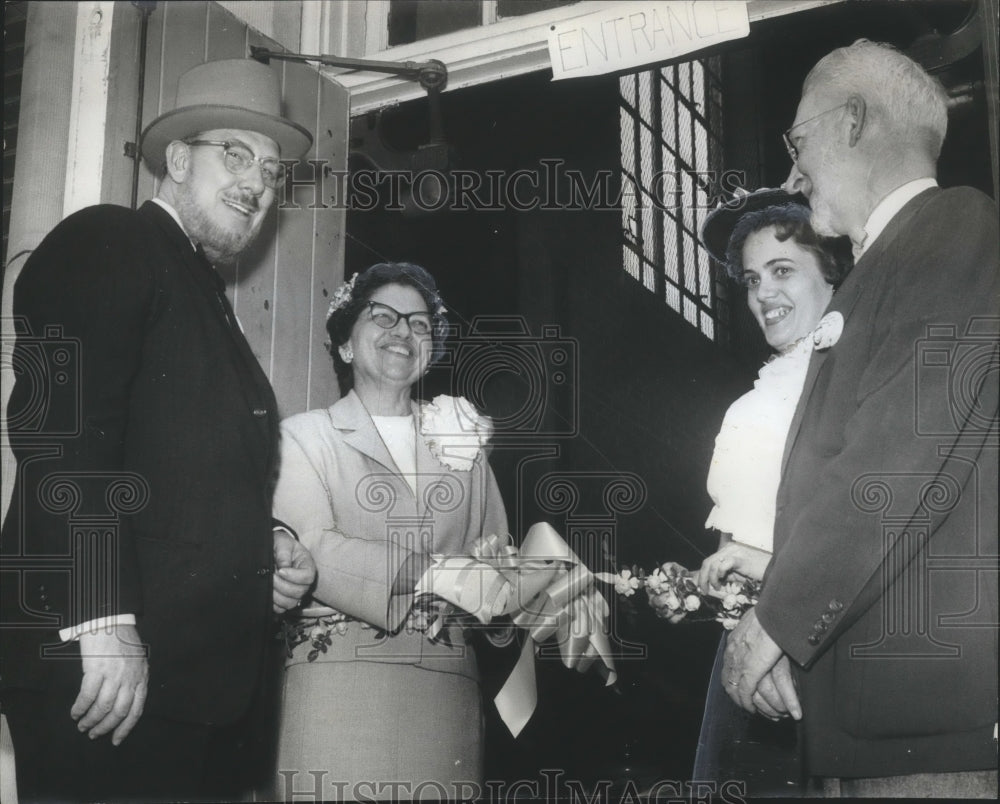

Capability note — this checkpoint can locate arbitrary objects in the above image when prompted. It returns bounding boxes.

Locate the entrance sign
[547,1,750,79]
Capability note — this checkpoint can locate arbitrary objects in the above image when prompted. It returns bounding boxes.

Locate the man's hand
[751,655,801,721]
[73,624,149,746]
[723,609,800,719]
[273,529,316,614]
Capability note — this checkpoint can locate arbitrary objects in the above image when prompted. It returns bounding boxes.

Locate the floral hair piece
[325,273,358,321]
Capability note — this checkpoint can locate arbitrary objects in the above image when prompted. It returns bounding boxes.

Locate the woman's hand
[696,541,771,596]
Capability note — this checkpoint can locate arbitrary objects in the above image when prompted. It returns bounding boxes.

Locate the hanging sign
[547,1,750,80]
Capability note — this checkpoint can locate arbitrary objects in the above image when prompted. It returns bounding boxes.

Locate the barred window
[619,58,725,342]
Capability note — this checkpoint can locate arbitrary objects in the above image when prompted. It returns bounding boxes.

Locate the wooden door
[101,0,348,416]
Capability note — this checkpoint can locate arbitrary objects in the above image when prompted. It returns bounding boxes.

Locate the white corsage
[419,395,493,471]
[812,311,844,351]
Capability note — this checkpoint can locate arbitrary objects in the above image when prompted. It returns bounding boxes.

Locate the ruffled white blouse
[704,312,843,551]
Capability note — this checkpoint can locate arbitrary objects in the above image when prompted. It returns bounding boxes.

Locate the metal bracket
[249,46,447,93]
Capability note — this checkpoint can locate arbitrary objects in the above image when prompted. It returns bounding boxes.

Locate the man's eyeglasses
[184,139,285,189]
[782,103,847,163]
[367,301,435,336]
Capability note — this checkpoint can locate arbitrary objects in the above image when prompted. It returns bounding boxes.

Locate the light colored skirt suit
[272,391,508,801]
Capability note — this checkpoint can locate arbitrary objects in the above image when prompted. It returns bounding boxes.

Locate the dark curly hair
[326,262,449,394]
[725,204,852,288]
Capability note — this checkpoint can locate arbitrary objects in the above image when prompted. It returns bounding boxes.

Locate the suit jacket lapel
[138,201,279,472]
[333,391,400,473]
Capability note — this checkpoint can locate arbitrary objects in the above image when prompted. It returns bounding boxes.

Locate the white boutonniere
[419,395,493,471]
[812,311,844,351]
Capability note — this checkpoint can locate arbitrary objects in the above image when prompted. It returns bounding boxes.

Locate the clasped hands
[722,609,801,721]
[694,541,801,721]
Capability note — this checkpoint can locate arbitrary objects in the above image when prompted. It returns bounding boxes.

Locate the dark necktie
[195,244,243,335]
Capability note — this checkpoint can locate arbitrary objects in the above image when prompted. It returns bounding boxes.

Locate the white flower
[684,594,701,612]
[722,593,739,610]
[420,395,493,471]
[644,569,668,594]
[614,569,640,597]
[812,311,844,350]
[719,616,740,630]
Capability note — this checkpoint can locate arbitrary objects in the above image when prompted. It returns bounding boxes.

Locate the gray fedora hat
[140,59,313,164]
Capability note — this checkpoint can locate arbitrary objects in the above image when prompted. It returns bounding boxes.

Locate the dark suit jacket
[756,186,999,777]
[1,201,279,725]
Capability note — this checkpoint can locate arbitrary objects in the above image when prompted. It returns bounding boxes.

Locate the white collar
[855,178,937,259]
[150,197,196,250]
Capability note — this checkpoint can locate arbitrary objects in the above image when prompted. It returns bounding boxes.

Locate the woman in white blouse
[692,189,852,789]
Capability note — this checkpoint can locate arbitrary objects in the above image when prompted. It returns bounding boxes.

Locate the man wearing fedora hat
[2,58,317,802]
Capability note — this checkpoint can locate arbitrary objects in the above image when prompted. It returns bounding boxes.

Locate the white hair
[805,39,948,158]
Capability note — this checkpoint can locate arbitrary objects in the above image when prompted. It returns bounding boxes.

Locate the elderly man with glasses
[723,39,998,798]
[1,59,317,802]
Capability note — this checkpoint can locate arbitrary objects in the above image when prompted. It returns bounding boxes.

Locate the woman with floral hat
[691,190,852,790]
[271,262,509,801]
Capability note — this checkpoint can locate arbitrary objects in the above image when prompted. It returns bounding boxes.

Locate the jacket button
[39,594,47,602]
[38,585,46,593]
[821,612,836,624]
[257,567,271,576]
[828,599,844,612]
[252,408,268,418]
[808,634,820,646]
[43,604,51,612]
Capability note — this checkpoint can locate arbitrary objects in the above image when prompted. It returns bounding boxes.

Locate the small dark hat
[701,187,808,264]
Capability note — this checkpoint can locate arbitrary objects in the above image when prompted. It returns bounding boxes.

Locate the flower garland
[419,394,493,472]
[610,562,760,630]
[279,595,458,661]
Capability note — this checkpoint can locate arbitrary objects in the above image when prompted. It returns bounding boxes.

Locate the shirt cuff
[59,614,137,643]
[271,517,301,541]
[272,522,299,541]
[415,556,510,623]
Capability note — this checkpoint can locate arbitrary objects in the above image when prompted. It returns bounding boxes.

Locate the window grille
[619,58,725,343]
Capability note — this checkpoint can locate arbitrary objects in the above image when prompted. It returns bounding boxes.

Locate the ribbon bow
[472,523,618,737]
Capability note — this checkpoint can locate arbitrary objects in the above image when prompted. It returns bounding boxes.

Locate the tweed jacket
[1,202,279,725]
[756,187,999,776]
[273,390,509,673]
